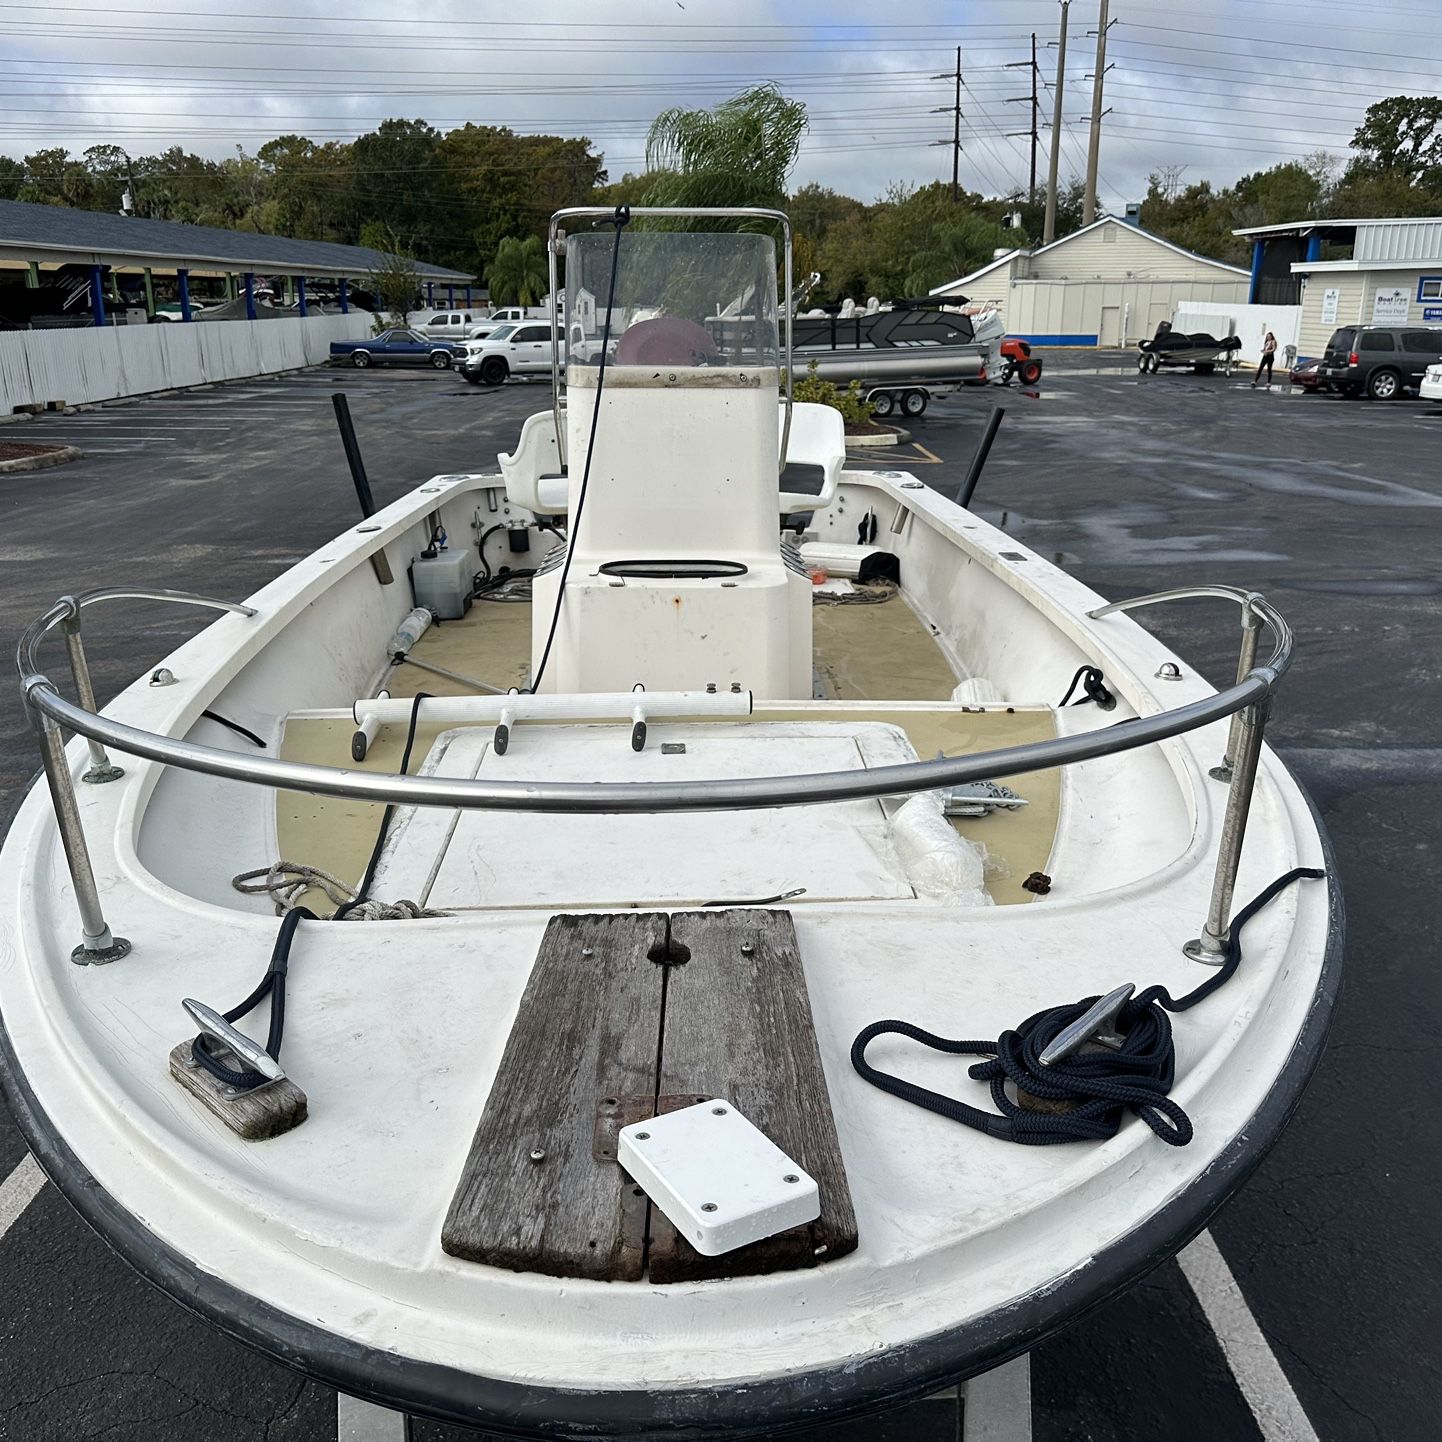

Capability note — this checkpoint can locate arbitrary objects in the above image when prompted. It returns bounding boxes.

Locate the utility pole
[931,48,964,201]
[1083,0,1114,225]
[952,46,962,201]
[1004,35,1042,206]
[1043,0,1070,244]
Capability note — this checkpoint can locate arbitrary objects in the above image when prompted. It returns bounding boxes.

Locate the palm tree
[644,84,808,213]
[485,235,547,306]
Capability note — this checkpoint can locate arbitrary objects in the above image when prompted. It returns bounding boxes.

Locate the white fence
[0,312,372,414]
[1172,302,1302,365]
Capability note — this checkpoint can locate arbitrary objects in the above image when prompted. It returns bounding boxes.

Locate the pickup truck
[416,311,484,341]
[329,328,465,369]
[460,322,561,385]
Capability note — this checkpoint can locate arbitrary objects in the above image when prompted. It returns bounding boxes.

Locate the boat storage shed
[0,196,472,325]
[1234,216,1442,359]
[929,215,1249,347]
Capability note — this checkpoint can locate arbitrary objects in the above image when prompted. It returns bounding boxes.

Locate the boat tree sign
[1372,286,1410,323]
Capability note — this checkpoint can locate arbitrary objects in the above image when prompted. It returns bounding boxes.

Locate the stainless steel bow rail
[19,585,1291,967]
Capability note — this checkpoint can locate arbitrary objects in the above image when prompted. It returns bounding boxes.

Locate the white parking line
[336,1394,407,1440]
[1178,1230,1321,1442]
[0,1154,45,1241]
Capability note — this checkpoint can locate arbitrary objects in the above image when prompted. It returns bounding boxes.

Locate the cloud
[1,0,1425,204]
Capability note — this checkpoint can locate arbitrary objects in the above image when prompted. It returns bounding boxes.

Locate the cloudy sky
[1,0,1434,204]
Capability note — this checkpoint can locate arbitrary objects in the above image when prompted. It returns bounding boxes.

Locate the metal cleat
[182,998,285,1084]
[1038,983,1135,1067]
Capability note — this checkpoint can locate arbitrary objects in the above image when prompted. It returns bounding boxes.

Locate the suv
[1317,324,1442,400]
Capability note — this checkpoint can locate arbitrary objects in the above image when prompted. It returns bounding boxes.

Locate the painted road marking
[0,1155,45,1241]
[336,1393,407,1440]
[963,1355,1032,1442]
[1179,1230,1321,1442]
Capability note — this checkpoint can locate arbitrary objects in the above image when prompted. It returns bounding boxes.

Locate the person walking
[1252,330,1277,388]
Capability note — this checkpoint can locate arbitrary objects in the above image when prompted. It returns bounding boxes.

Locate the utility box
[411,548,474,620]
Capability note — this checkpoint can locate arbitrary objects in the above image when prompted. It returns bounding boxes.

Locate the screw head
[740,942,755,955]
[783,1173,800,1184]
[701,1202,718,1213]
[581,946,594,957]
[634,1131,650,1140]
[711,1106,728,1115]
[223,1086,239,1099]
[529,1148,546,1164]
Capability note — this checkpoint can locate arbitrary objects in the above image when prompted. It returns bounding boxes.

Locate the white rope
[232,862,450,921]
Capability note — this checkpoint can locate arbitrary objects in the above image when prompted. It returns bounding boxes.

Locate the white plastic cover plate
[618,1100,820,1256]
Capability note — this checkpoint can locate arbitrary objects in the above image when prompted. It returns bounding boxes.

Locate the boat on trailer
[1,208,1340,1437]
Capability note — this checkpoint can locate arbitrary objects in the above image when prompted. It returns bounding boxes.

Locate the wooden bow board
[441,908,857,1283]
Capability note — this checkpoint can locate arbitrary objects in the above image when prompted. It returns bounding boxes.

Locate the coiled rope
[232,861,448,920]
[851,867,1325,1147]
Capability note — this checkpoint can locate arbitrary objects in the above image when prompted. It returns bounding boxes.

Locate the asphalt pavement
[0,357,1433,1441]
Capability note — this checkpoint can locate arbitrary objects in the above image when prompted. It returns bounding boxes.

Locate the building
[1235,217,1442,358]
[929,215,1249,347]
[0,196,473,326]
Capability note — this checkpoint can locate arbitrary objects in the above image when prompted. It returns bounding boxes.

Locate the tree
[485,236,547,306]
[0,155,23,201]
[1352,96,1442,182]
[644,84,808,212]
[363,225,422,322]
[350,119,443,260]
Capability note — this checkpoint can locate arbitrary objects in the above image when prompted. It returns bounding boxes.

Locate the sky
[1,0,1439,206]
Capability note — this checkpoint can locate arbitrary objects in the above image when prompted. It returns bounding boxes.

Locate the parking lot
[1,358,1436,1441]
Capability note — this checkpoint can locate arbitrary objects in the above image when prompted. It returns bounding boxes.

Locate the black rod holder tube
[331,392,375,518]
[957,406,1006,509]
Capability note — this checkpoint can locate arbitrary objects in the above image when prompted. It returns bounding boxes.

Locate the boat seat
[504,402,845,518]
[780,402,845,515]
[499,411,568,514]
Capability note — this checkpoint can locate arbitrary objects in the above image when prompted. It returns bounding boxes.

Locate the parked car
[416,311,484,341]
[460,322,561,385]
[1316,324,1442,399]
[329,328,464,369]
[1421,363,1442,402]
[1288,357,1324,392]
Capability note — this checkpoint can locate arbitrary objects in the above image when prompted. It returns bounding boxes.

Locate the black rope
[1058,663,1116,710]
[192,693,433,1090]
[851,868,1325,1148]
[192,905,314,1089]
[200,709,266,747]
[529,204,629,693]
[335,691,432,918]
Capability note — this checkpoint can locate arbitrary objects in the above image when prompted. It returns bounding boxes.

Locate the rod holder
[28,682,131,964]
[59,601,123,784]
[957,406,1005,510]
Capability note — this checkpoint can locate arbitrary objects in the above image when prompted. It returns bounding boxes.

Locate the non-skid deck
[275,591,1062,911]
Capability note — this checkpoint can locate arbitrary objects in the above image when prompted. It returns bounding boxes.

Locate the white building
[929,215,1249,347]
[1234,216,1442,358]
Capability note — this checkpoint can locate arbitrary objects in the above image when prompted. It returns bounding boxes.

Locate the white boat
[0,208,1340,1436]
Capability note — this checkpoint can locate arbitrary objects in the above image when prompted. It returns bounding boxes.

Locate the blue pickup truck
[329,328,465,370]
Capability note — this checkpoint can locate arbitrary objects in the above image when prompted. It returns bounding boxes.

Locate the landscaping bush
[788,359,874,427]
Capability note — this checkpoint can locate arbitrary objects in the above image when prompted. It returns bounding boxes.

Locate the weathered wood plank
[168,1041,308,1141]
[649,909,858,1283]
[441,911,668,1280]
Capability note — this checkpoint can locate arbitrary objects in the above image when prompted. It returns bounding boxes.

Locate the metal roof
[1231,217,1440,238]
[0,197,471,281]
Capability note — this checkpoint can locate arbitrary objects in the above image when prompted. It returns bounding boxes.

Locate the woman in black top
[1252,331,1277,388]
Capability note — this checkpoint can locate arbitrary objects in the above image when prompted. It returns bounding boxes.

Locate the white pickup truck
[459,322,561,385]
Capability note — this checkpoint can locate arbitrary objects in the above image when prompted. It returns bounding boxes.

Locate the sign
[1320,287,1340,325]
[1372,286,1410,323]
[1425,307,1442,322]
